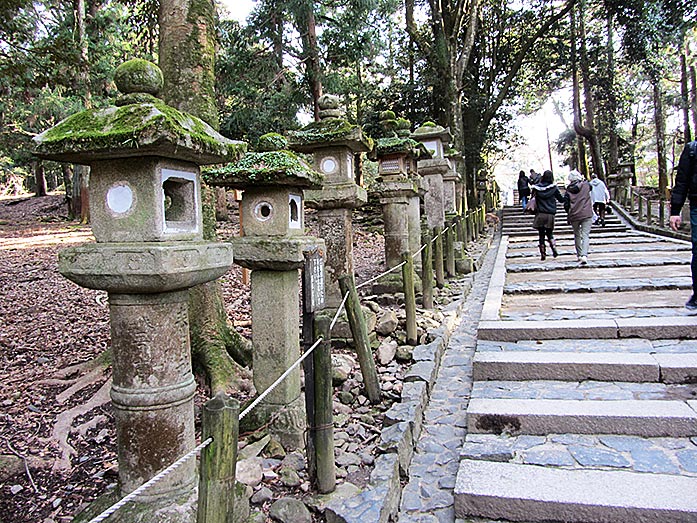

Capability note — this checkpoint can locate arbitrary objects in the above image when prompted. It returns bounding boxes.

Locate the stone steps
[454,206,697,522]
[454,459,697,523]
[467,398,697,437]
[473,351,697,383]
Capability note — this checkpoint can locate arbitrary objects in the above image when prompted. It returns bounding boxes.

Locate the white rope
[87,437,213,523]
[412,242,427,258]
[240,289,350,421]
[356,261,406,289]
[330,292,350,330]
[240,337,323,420]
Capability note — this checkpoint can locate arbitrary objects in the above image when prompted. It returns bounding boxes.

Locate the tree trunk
[293,1,322,120]
[653,79,667,199]
[34,160,47,197]
[71,164,90,223]
[74,0,91,108]
[690,65,697,138]
[159,0,251,393]
[681,52,691,142]
[61,164,73,216]
[606,12,619,174]
[575,1,604,179]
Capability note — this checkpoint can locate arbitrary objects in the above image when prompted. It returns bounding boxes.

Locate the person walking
[517,170,531,210]
[590,173,611,226]
[669,140,697,310]
[531,170,564,260]
[564,170,594,265]
[529,168,541,186]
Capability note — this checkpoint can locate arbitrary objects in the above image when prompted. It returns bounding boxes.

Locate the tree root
[50,379,111,473]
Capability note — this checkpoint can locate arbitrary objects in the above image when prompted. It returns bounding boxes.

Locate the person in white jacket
[589,174,611,226]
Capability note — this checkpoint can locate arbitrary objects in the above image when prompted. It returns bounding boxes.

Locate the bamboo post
[401,252,418,345]
[338,275,381,404]
[197,393,239,523]
[638,196,644,220]
[647,199,653,225]
[433,226,445,289]
[445,222,456,277]
[312,314,336,493]
[421,225,434,310]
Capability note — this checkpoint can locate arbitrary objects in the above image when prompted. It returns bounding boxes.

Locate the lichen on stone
[204,150,323,188]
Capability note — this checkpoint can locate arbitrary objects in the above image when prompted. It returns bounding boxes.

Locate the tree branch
[483,0,577,126]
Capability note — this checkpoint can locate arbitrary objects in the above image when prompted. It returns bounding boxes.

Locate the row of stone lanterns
[33,60,480,522]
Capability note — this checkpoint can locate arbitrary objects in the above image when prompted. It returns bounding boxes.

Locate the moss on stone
[114,59,163,95]
[257,132,288,152]
[372,137,431,159]
[287,118,372,148]
[204,150,323,188]
[33,101,246,164]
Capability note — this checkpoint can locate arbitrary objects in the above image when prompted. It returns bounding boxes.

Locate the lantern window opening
[161,168,198,234]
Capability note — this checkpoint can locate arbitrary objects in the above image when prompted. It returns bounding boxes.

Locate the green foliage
[256,133,289,152]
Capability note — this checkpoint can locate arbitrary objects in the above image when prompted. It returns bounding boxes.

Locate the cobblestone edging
[610,201,691,242]
[324,232,496,523]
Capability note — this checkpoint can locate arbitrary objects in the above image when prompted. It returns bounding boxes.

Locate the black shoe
[686,295,697,310]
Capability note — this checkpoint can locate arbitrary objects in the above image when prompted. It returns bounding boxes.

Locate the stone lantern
[206,133,325,449]
[287,94,373,307]
[33,59,245,517]
[411,122,454,230]
[369,112,429,288]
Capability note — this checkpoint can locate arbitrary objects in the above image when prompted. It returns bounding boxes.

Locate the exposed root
[50,379,111,473]
[55,367,106,404]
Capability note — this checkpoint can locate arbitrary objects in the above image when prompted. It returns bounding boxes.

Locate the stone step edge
[472,351,697,384]
[466,398,697,437]
[454,459,697,523]
[477,317,697,341]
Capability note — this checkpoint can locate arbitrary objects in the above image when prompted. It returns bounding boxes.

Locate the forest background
[1,0,697,211]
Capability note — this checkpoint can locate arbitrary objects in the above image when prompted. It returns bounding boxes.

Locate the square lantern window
[422,140,441,158]
[161,169,200,236]
[289,194,302,230]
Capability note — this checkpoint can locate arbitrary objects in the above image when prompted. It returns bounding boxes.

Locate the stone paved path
[453,206,697,522]
[397,205,697,523]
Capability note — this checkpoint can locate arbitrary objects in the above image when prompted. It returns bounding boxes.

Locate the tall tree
[159,0,251,394]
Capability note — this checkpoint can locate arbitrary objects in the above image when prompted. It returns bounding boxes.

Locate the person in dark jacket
[669,140,697,310]
[564,170,594,265]
[531,170,564,260]
[517,170,531,210]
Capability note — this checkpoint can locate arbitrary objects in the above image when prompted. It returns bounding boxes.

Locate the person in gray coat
[564,170,594,265]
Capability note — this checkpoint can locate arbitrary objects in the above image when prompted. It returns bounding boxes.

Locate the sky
[218,0,255,23]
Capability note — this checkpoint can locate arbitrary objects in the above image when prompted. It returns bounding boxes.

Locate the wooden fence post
[421,225,434,310]
[312,315,336,493]
[647,199,653,225]
[338,275,381,404]
[433,226,445,289]
[401,253,418,345]
[445,222,456,277]
[197,393,239,523]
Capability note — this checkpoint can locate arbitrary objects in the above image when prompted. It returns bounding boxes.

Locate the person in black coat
[531,170,564,260]
[517,170,531,210]
[670,140,697,310]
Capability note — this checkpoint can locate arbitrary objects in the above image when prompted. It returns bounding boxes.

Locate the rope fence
[83,205,486,523]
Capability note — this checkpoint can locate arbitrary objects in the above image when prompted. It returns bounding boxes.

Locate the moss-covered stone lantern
[369,113,430,285]
[33,59,246,516]
[412,122,454,230]
[206,133,325,449]
[287,94,373,307]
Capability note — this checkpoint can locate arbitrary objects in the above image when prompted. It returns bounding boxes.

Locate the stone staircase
[454,205,697,522]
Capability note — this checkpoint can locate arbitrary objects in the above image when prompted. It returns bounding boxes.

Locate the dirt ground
[0,193,390,523]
